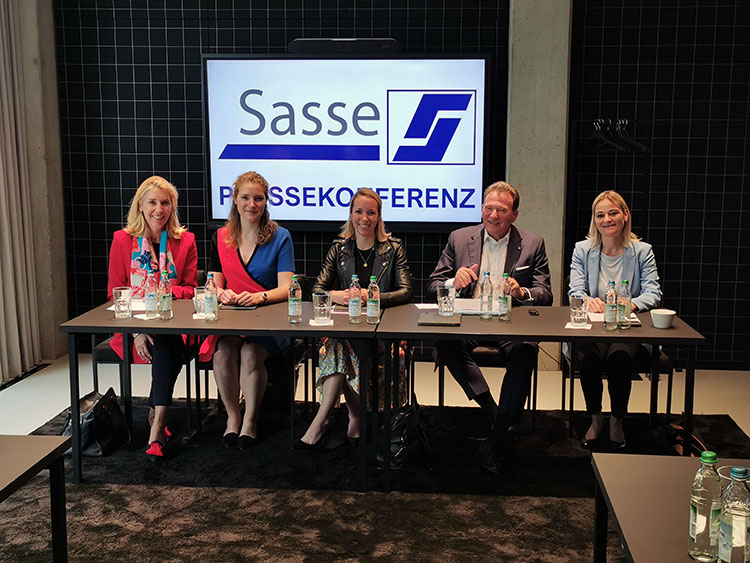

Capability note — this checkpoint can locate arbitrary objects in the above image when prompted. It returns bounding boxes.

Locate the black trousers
[147,334,186,407]
[577,342,649,419]
[436,339,538,421]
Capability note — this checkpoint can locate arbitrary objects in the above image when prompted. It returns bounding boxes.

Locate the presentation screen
[204,56,488,224]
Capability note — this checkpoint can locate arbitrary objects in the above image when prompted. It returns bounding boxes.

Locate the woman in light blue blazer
[568,190,662,449]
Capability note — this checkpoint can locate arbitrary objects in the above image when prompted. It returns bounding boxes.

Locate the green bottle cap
[370,276,376,281]
[699,451,717,464]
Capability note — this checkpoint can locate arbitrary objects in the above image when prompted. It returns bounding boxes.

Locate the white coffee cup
[650,308,676,329]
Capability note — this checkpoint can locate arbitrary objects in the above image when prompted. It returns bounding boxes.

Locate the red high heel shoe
[145,441,164,462]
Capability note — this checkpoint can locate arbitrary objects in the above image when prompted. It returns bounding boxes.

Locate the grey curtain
[0,0,41,383]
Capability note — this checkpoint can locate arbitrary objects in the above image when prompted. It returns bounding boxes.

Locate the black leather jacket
[313,237,412,308]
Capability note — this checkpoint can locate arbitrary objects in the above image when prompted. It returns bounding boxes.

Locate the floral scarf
[129,230,176,297]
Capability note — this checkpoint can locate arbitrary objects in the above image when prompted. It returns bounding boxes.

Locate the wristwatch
[261,292,268,304]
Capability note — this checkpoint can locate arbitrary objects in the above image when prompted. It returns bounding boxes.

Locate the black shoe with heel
[238,435,257,450]
[222,432,238,449]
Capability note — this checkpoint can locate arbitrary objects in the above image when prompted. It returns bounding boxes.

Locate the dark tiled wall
[55,0,509,324]
[567,0,749,368]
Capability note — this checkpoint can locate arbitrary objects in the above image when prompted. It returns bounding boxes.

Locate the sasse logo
[387,90,477,166]
[219,89,476,166]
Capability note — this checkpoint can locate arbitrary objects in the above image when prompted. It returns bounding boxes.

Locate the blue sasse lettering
[239,89,379,137]
[266,186,476,209]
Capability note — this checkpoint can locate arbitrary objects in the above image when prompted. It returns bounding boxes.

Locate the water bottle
[288,274,302,324]
[348,275,361,324]
[367,276,380,325]
[617,279,632,329]
[496,273,512,321]
[480,272,493,320]
[718,465,750,563]
[204,272,218,322]
[144,269,158,319]
[689,451,723,562]
[604,280,618,331]
[158,270,172,320]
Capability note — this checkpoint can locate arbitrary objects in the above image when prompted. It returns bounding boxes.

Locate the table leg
[593,479,608,563]
[682,345,696,457]
[304,338,310,413]
[193,361,202,435]
[122,333,133,428]
[49,456,68,563]
[67,334,81,484]
[382,340,393,493]
[290,353,296,440]
[568,342,576,437]
[358,340,371,492]
[649,343,659,429]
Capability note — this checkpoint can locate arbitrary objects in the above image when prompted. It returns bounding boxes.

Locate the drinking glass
[113,287,132,319]
[569,296,589,326]
[313,291,332,322]
[193,287,206,319]
[437,285,455,316]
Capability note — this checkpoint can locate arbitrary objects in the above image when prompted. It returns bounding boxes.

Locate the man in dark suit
[427,181,553,474]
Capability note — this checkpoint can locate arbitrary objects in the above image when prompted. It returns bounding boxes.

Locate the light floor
[1,356,749,438]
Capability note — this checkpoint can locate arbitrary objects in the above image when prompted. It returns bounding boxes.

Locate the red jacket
[107,229,197,362]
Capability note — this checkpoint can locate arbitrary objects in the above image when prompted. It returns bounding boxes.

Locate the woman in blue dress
[201,171,295,449]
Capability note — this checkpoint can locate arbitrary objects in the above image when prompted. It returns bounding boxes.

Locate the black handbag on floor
[61,387,131,456]
[377,394,431,470]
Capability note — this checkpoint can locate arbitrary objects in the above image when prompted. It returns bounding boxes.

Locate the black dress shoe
[222,432,238,449]
[475,440,503,476]
[238,435,257,450]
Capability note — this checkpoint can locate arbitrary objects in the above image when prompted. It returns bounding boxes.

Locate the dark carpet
[2,400,749,562]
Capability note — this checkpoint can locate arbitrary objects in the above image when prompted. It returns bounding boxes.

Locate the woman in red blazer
[107,176,197,461]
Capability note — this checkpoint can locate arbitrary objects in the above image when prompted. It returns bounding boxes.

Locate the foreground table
[60,300,377,487]
[0,435,71,562]
[592,453,749,562]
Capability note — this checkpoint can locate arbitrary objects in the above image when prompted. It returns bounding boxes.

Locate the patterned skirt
[317,338,408,409]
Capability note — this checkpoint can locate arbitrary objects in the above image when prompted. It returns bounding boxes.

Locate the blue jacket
[568,239,662,312]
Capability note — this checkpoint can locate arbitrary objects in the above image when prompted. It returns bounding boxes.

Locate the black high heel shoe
[581,415,605,449]
[609,416,626,450]
[609,439,627,450]
[292,424,331,451]
[291,438,324,451]
[238,435,257,450]
[222,432,238,449]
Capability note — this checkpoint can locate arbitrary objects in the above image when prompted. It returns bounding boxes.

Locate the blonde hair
[125,176,186,239]
[484,181,520,210]
[339,188,390,242]
[586,190,640,248]
[224,171,278,247]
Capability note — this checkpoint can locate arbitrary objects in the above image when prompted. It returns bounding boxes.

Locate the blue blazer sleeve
[631,242,662,312]
[568,241,590,300]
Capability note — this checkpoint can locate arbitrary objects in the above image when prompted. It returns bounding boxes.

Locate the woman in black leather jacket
[293,188,412,450]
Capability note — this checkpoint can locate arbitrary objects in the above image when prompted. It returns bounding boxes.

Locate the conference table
[376,304,705,489]
[59,300,377,486]
[591,453,750,562]
[61,301,704,491]
[0,435,71,562]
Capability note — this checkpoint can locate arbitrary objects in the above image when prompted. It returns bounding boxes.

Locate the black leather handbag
[377,394,431,470]
[60,387,131,456]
